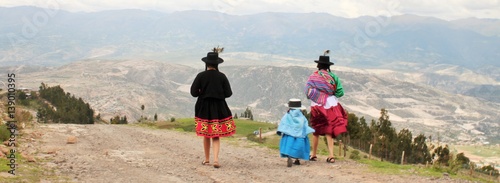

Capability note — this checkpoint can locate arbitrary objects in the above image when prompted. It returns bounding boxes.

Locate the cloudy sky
[1,0,499,20]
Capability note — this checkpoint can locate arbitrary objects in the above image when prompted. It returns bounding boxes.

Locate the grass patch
[359,159,428,175]
[233,119,276,136]
[0,158,11,172]
[151,118,277,138]
[261,135,281,150]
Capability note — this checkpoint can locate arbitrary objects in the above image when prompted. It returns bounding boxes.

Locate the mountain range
[0,6,499,144]
[1,6,499,69]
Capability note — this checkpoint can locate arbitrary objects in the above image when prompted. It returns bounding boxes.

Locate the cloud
[396,0,500,20]
[0,0,499,20]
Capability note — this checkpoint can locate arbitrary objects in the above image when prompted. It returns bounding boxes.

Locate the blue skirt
[279,134,311,160]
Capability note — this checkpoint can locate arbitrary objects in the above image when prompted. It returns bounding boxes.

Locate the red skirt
[195,116,236,138]
[310,103,348,137]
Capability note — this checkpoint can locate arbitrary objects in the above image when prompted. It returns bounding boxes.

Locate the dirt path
[26,124,463,183]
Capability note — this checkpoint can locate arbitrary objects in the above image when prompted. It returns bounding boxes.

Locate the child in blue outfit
[277,98,315,167]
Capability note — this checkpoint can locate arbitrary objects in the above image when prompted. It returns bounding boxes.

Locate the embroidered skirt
[194,98,236,138]
[310,102,348,137]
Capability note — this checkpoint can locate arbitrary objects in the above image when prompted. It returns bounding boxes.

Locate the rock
[67,136,77,144]
[26,155,36,162]
[443,172,449,177]
[0,146,9,155]
[45,149,57,154]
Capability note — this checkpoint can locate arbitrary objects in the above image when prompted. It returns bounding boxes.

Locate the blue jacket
[277,109,315,138]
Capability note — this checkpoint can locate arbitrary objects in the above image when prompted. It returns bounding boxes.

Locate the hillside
[3,60,499,145]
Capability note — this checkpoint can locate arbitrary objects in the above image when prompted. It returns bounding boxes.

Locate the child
[277,98,315,167]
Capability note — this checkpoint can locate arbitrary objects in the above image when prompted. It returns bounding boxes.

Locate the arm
[222,74,232,98]
[190,74,200,97]
[331,73,344,98]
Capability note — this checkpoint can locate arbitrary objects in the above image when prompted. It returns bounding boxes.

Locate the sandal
[213,162,221,168]
[202,160,210,165]
[309,155,317,161]
[326,157,336,163]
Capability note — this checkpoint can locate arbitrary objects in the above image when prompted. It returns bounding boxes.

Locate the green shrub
[0,124,10,142]
[350,150,361,160]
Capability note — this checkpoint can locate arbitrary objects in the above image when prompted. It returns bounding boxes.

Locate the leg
[203,137,211,164]
[212,137,221,168]
[326,134,335,163]
[310,134,319,161]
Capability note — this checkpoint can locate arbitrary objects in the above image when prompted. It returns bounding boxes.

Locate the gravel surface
[25,124,471,183]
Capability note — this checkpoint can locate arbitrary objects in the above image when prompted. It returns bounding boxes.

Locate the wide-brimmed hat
[314,55,334,65]
[201,52,224,65]
[284,98,306,110]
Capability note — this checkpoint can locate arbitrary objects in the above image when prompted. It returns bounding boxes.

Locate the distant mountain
[451,18,500,37]
[4,60,499,144]
[1,6,499,70]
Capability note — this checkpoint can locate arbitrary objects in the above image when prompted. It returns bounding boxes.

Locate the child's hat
[284,98,306,110]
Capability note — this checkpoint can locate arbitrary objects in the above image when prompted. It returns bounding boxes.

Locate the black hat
[314,56,334,65]
[201,52,224,65]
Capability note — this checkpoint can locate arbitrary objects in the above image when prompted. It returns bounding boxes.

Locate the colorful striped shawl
[305,70,335,105]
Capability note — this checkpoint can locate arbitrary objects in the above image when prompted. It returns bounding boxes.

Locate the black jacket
[190,70,232,99]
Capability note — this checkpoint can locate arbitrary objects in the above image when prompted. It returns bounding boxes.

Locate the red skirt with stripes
[310,102,348,137]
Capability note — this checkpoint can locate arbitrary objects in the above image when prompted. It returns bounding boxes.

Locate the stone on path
[67,136,77,144]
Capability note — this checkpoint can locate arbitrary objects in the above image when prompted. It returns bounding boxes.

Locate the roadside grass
[359,158,439,176]
[356,154,497,183]
[0,152,69,182]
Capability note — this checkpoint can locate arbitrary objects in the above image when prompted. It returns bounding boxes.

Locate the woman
[304,51,348,163]
[190,48,236,168]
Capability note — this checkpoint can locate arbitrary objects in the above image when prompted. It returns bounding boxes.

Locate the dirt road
[25,124,463,183]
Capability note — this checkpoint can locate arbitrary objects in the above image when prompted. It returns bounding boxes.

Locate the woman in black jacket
[190,48,236,169]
